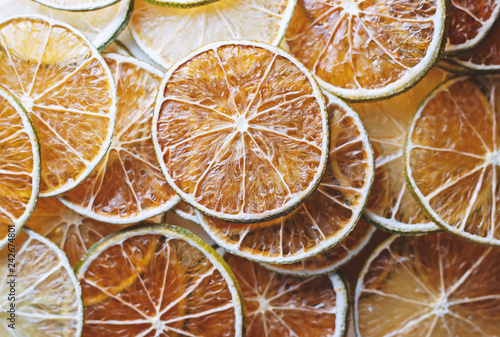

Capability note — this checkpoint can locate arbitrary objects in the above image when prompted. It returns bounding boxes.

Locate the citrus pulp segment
[285,0,447,101]
[0,15,117,197]
[130,0,296,69]
[405,76,500,246]
[263,218,375,276]
[173,201,200,224]
[32,0,119,11]
[445,0,500,53]
[103,40,132,56]
[0,0,132,51]
[143,0,220,8]
[355,233,500,337]
[196,93,373,263]
[0,88,39,249]
[0,229,83,336]
[153,41,329,223]
[225,253,348,337]
[352,67,451,234]
[59,54,179,224]
[75,224,244,337]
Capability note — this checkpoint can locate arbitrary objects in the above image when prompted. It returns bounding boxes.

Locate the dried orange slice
[446,0,500,53]
[355,233,500,336]
[153,41,329,223]
[76,224,244,337]
[197,93,373,263]
[0,88,39,248]
[173,201,200,224]
[0,15,117,197]
[0,229,83,336]
[225,253,348,337]
[285,0,447,101]
[405,76,500,246]
[60,54,179,224]
[352,67,451,234]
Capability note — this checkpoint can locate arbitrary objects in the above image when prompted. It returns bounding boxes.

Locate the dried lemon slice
[60,54,179,224]
[196,93,373,263]
[0,15,117,197]
[285,0,447,101]
[76,224,244,337]
[405,76,500,246]
[130,0,296,69]
[144,0,220,8]
[355,233,500,336]
[33,0,119,11]
[0,88,39,248]
[153,41,329,223]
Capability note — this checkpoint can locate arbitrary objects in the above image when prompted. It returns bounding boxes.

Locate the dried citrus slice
[75,224,244,337]
[153,41,329,223]
[173,201,200,224]
[285,0,447,101]
[0,88,39,249]
[0,228,83,336]
[263,218,375,276]
[0,15,117,197]
[352,67,451,234]
[130,0,296,69]
[197,93,373,263]
[446,0,500,53]
[103,40,132,56]
[59,54,179,224]
[144,0,219,8]
[405,76,500,246]
[225,253,348,337]
[355,233,500,337]
[33,0,119,11]
[0,0,132,51]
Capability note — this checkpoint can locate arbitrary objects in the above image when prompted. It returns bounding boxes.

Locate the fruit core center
[433,296,450,316]
[236,116,249,133]
[340,0,360,16]
[256,295,271,313]
[486,151,500,166]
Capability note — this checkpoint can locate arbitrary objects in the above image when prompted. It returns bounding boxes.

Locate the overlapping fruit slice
[225,253,348,337]
[0,88,39,248]
[104,40,131,56]
[285,0,447,101]
[153,41,329,223]
[33,0,119,11]
[197,93,373,263]
[0,229,83,336]
[405,76,500,245]
[352,67,451,234]
[173,201,200,224]
[355,233,500,336]
[0,0,132,51]
[60,54,179,224]
[130,0,295,69]
[0,15,117,197]
[144,0,220,8]
[446,0,500,53]
[76,224,244,337]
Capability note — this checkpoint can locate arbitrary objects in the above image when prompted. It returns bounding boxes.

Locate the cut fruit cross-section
[196,93,373,263]
[0,15,117,197]
[33,0,119,11]
[285,0,447,101]
[76,224,244,337]
[60,54,179,224]
[225,253,348,337]
[355,233,500,336]
[143,0,220,8]
[405,76,500,246]
[0,229,83,336]
[0,88,39,249]
[153,41,329,223]
[173,201,200,224]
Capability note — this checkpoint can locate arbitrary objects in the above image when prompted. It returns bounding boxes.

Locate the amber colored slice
[173,201,199,224]
[355,233,500,336]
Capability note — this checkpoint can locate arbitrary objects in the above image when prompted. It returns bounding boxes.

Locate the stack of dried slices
[0,0,499,336]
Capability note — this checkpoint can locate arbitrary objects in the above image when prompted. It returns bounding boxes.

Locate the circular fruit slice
[144,0,219,8]
[405,76,500,246]
[130,0,296,69]
[32,0,119,11]
[225,253,348,337]
[263,218,375,276]
[0,88,39,249]
[153,41,329,223]
[103,40,132,56]
[285,0,447,101]
[173,201,200,224]
[197,93,373,263]
[0,0,132,51]
[60,54,179,224]
[445,0,500,53]
[355,233,500,337]
[0,228,83,336]
[0,15,117,197]
[352,67,451,234]
[76,224,244,337]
